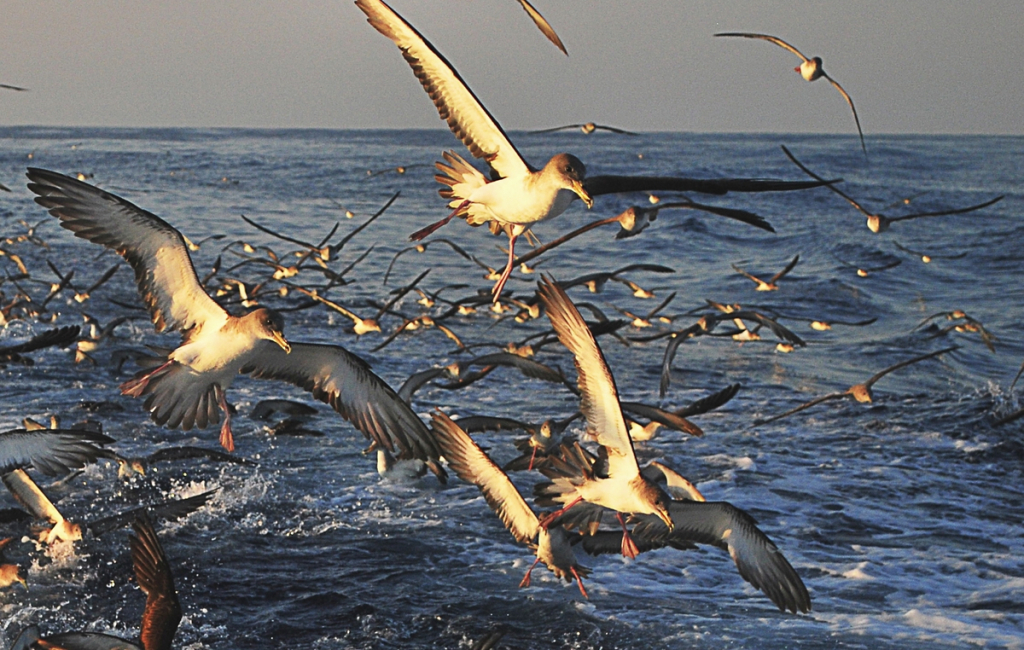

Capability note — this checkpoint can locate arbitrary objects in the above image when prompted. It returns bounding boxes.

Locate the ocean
[0,126,1022,648]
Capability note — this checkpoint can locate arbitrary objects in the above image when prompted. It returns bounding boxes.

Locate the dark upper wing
[675,383,741,418]
[0,429,113,476]
[714,33,810,63]
[130,517,182,650]
[26,168,227,334]
[87,489,218,537]
[243,342,446,481]
[516,0,567,56]
[584,175,836,197]
[0,325,80,355]
[356,0,532,178]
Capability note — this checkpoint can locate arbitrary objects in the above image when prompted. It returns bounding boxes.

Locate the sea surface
[0,127,1022,649]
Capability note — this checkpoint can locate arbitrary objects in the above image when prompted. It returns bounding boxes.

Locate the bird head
[251,308,291,353]
[550,153,593,208]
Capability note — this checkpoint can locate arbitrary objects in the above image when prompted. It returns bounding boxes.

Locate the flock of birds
[0,1,1016,648]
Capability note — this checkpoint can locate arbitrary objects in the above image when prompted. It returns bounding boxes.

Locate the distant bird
[357,0,835,301]
[732,254,800,291]
[10,516,182,650]
[530,122,638,136]
[782,145,1004,232]
[533,277,673,558]
[716,33,865,154]
[892,241,967,264]
[515,0,568,56]
[431,410,590,597]
[755,346,957,424]
[0,537,27,590]
[28,169,447,479]
[0,82,28,92]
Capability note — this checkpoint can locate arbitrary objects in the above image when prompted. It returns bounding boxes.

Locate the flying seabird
[716,33,866,155]
[357,0,834,301]
[430,410,590,597]
[529,122,638,136]
[782,145,1004,232]
[732,254,800,291]
[755,346,958,425]
[11,516,182,650]
[27,169,446,478]
[532,277,674,558]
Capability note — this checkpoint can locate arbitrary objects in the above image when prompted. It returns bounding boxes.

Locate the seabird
[532,277,673,558]
[11,516,182,650]
[27,169,446,478]
[530,122,638,136]
[755,346,958,425]
[782,145,1004,232]
[430,410,590,597]
[732,254,800,291]
[357,0,833,301]
[716,32,866,154]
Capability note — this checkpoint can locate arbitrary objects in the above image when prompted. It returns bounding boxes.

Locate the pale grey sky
[2,1,1022,135]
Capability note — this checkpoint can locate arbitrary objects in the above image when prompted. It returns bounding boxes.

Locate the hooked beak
[271,331,291,354]
[658,507,674,531]
[573,181,594,209]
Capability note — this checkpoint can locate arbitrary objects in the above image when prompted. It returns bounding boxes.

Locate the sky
[2,1,1023,135]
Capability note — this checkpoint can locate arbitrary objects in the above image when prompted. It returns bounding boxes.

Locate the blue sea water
[0,127,1022,648]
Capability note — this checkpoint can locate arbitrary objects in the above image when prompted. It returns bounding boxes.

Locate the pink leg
[571,566,589,599]
[617,512,639,559]
[490,233,518,303]
[519,556,542,588]
[119,360,173,397]
[538,496,583,530]
[409,201,467,241]
[527,446,539,471]
[216,386,235,453]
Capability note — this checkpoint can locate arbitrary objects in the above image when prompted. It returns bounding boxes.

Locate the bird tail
[121,360,220,431]
[533,442,597,511]
[434,151,493,228]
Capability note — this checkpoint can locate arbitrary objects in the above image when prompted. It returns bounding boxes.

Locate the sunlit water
[0,127,1022,649]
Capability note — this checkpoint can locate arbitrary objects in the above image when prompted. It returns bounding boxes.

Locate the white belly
[469,176,577,226]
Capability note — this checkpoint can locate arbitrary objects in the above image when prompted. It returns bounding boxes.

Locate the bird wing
[714,32,810,63]
[87,489,218,538]
[516,0,567,56]
[769,254,800,284]
[0,325,80,355]
[26,168,228,335]
[0,429,113,476]
[676,383,741,418]
[538,278,638,482]
[890,195,1004,223]
[2,469,63,525]
[469,352,569,385]
[780,145,870,215]
[397,367,446,403]
[130,517,182,650]
[822,74,866,155]
[356,0,532,179]
[430,411,539,543]
[584,175,832,197]
[242,342,445,480]
[619,401,704,437]
[862,346,957,388]
[654,501,811,613]
[754,392,846,425]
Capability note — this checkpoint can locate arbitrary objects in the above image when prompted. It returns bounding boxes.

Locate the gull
[716,33,866,155]
[532,277,673,558]
[783,145,1004,232]
[11,516,182,650]
[0,537,27,590]
[732,254,800,291]
[755,346,958,425]
[357,0,834,302]
[430,410,590,597]
[27,169,447,477]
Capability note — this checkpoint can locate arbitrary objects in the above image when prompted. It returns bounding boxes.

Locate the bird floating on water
[716,33,866,155]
